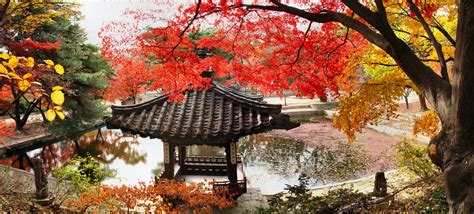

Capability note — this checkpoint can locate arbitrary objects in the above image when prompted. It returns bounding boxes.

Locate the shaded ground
[267,119,400,175]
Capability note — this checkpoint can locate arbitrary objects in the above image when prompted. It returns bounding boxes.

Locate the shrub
[394,139,438,179]
[256,174,371,213]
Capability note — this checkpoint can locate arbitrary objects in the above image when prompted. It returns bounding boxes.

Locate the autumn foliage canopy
[100,0,367,102]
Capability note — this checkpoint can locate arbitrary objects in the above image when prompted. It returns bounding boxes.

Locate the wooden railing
[212,177,247,198]
[175,155,242,164]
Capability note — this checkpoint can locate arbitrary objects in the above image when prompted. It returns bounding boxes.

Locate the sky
[78,1,163,45]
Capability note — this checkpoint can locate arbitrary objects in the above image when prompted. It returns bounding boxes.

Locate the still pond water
[1,116,370,195]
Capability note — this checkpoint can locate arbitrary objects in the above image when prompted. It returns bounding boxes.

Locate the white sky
[78,0,165,45]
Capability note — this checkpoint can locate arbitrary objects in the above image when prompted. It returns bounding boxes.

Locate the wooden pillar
[163,142,176,179]
[225,140,238,183]
[179,146,186,167]
[32,157,48,200]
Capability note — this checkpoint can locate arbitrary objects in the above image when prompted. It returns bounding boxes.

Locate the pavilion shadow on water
[105,52,299,197]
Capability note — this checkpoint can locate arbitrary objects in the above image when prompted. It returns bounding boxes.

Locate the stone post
[374,171,387,197]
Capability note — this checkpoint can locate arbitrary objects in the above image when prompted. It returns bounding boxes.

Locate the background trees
[0,1,112,136]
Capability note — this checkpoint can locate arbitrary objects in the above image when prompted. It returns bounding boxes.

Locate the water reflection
[0,126,371,195]
[238,135,370,194]
[75,130,146,165]
[0,129,164,185]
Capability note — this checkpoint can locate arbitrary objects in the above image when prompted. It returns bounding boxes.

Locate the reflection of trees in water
[238,135,370,183]
[74,129,147,165]
[0,144,68,173]
[151,162,164,177]
[238,135,305,177]
[0,129,147,173]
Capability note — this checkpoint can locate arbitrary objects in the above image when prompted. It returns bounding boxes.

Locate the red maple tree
[104,58,153,104]
[100,1,366,101]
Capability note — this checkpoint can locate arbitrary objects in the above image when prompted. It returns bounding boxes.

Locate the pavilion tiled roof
[105,81,298,144]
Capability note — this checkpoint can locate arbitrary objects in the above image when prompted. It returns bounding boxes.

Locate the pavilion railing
[212,177,247,198]
[175,154,242,165]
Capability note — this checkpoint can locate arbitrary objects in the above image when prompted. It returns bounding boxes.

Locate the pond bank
[0,122,104,159]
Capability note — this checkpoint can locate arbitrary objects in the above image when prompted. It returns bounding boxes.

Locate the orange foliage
[333,71,409,141]
[65,180,236,213]
[0,120,14,144]
[413,109,441,139]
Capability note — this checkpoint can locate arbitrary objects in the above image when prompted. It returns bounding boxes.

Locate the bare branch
[393,28,430,41]
[325,26,350,57]
[161,0,203,61]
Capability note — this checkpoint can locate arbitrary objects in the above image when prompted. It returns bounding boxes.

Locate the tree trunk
[419,93,428,111]
[434,1,474,212]
[404,95,409,109]
[32,157,49,200]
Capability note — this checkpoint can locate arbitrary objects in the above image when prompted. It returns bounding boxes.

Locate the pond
[0,116,385,195]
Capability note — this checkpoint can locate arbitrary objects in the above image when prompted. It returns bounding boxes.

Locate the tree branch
[374,0,387,20]
[179,0,202,38]
[162,0,202,61]
[291,21,312,65]
[0,0,11,25]
[432,16,456,47]
[407,0,449,82]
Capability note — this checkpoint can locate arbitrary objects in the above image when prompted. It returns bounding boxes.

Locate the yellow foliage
[413,109,441,139]
[333,71,408,141]
[4,56,19,71]
[25,57,35,68]
[54,64,64,74]
[17,79,30,91]
[0,65,7,74]
[2,1,80,36]
[0,52,66,123]
[52,86,64,91]
[44,59,55,66]
[336,1,456,141]
[45,109,56,122]
[51,90,65,105]
[0,53,10,60]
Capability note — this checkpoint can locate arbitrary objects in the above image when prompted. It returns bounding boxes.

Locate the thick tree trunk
[436,1,474,212]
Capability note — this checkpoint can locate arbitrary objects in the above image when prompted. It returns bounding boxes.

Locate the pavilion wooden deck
[156,154,247,197]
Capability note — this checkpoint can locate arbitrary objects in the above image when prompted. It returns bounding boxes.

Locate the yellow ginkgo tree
[0,52,66,131]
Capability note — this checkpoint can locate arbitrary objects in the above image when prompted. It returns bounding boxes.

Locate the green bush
[413,185,448,213]
[53,155,114,192]
[254,174,371,213]
[394,139,438,179]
